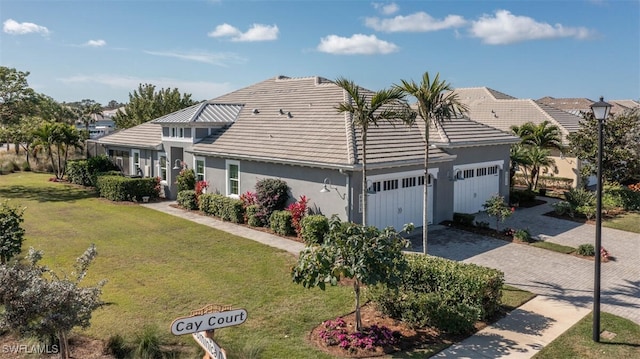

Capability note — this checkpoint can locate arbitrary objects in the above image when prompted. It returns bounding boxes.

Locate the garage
[453,160,503,214]
[367,169,437,231]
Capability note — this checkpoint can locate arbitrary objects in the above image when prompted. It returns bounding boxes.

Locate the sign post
[171,304,247,359]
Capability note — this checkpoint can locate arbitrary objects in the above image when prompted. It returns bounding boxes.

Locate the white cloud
[58,74,232,101]
[208,23,278,42]
[372,2,399,15]
[3,18,50,35]
[365,12,466,32]
[85,39,106,47]
[470,10,593,45]
[317,34,398,55]
[144,50,247,67]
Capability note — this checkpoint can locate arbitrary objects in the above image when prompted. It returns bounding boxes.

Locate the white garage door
[453,161,503,214]
[367,169,436,231]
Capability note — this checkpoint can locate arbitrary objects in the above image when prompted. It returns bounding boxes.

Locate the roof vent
[287,112,293,118]
[279,109,285,115]
[252,109,259,114]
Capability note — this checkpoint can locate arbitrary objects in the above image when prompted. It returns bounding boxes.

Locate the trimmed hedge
[198,193,244,223]
[452,212,475,226]
[370,254,504,334]
[300,215,329,245]
[245,205,262,227]
[270,210,294,236]
[67,156,120,187]
[96,175,159,202]
[177,190,198,210]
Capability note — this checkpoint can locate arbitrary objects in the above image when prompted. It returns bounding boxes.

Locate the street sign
[171,308,247,335]
[193,331,226,359]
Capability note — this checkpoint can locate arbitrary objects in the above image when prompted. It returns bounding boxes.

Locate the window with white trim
[158,154,167,181]
[226,160,240,197]
[131,149,140,175]
[195,157,205,182]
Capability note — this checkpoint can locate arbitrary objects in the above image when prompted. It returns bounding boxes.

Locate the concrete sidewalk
[140,199,623,359]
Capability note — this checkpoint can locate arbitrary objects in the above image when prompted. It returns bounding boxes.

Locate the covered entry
[366,169,437,230]
[453,160,503,214]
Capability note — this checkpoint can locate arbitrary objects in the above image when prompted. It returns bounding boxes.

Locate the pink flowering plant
[318,318,401,353]
[287,195,309,237]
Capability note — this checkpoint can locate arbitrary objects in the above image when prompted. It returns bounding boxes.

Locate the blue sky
[1,0,638,105]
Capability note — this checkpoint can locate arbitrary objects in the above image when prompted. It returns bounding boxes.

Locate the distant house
[453,87,602,188]
[537,97,640,117]
[90,76,518,229]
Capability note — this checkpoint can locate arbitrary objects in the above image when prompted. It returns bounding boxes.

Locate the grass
[604,212,640,233]
[534,312,640,358]
[0,172,536,358]
[0,172,354,358]
[530,241,576,254]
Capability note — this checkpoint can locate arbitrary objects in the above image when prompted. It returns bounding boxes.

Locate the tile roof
[454,87,584,143]
[537,97,640,116]
[94,122,163,150]
[151,102,243,124]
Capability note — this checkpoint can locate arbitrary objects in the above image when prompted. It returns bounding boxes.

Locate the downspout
[339,169,351,222]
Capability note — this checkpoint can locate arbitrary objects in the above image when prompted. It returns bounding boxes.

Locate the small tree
[483,194,514,231]
[0,200,25,264]
[255,178,289,225]
[0,245,106,359]
[292,216,411,331]
[176,168,196,192]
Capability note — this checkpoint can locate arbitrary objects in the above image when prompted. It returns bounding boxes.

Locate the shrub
[199,193,225,217]
[105,334,130,359]
[564,188,595,208]
[133,325,163,359]
[510,189,536,205]
[452,212,475,226]
[513,228,532,242]
[317,318,400,353]
[576,205,596,220]
[552,201,572,216]
[66,160,91,186]
[270,210,295,236]
[287,195,308,237]
[475,221,490,229]
[300,215,329,245]
[177,190,198,210]
[246,205,262,227]
[370,255,503,334]
[577,243,595,257]
[176,168,196,192]
[195,180,209,204]
[255,178,289,224]
[96,175,159,201]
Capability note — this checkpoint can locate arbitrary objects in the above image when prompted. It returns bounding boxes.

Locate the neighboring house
[453,87,596,187]
[91,76,517,229]
[537,96,640,117]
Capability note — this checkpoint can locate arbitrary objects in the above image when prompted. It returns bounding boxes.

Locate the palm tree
[334,77,413,226]
[395,72,468,254]
[76,99,103,137]
[511,121,563,189]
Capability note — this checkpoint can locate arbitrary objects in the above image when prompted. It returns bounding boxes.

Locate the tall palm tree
[395,72,468,254]
[77,99,103,135]
[511,121,563,189]
[334,77,413,226]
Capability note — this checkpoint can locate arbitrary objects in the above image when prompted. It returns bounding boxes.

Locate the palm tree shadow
[0,183,97,203]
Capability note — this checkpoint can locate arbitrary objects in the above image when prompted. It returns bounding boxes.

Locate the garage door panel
[454,164,501,214]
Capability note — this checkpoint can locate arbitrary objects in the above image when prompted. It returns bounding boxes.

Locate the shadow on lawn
[0,183,97,203]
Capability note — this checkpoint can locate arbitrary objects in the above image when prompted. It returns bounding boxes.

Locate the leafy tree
[113,83,197,129]
[0,201,25,264]
[292,216,411,331]
[568,109,640,184]
[482,194,513,231]
[334,77,413,226]
[0,66,37,127]
[0,245,106,359]
[395,72,468,254]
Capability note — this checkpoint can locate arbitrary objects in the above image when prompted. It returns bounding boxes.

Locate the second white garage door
[367,169,437,231]
[453,161,503,214]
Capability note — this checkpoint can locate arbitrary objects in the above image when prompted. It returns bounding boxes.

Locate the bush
[270,210,295,236]
[453,212,475,226]
[287,195,308,237]
[105,334,130,359]
[300,215,329,245]
[564,188,595,209]
[552,201,572,216]
[370,255,503,334]
[510,189,536,205]
[95,175,159,201]
[255,178,289,224]
[67,156,119,187]
[133,325,163,359]
[513,228,532,242]
[177,190,198,210]
[246,205,262,227]
[176,168,196,192]
[199,194,244,223]
[576,205,596,220]
[577,243,595,257]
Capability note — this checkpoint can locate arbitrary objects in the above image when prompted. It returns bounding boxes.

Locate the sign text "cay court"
[170,308,247,335]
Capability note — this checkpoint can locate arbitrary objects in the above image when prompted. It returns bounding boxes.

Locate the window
[158,154,167,181]
[131,150,140,175]
[226,160,240,197]
[195,157,205,182]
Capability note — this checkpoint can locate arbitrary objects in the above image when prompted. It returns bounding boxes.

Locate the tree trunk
[58,330,70,359]
[361,131,367,227]
[423,127,430,255]
[354,279,362,332]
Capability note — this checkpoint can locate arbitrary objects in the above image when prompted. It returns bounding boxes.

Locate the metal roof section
[151,102,243,124]
[94,122,163,150]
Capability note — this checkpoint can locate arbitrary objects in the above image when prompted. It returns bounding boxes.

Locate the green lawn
[604,212,640,233]
[534,312,640,358]
[0,173,353,358]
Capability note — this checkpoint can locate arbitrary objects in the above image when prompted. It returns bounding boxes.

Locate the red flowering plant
[239,191,257,208]
[195,180,209,205]
[287,195,308,237]
[318,318,401,354]
[600,247,611,262]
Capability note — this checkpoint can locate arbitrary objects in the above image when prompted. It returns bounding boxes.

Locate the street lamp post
[590,96,611,343]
